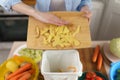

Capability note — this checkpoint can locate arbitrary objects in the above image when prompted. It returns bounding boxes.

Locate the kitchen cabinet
[97,0,120,40]
[0,15,28,41]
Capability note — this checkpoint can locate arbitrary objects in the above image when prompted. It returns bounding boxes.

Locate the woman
[0,0,92,25]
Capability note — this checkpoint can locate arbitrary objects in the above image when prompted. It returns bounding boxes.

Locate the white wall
[90,0,105,40]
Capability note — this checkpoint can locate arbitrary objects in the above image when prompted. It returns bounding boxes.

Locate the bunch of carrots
[92,45,103,71]
[6,62,35,80]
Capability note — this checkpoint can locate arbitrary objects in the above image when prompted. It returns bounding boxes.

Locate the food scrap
[35,26,40,38]
[18,48,43,63]
[35,25,81,48]
[58,66,77,72]
[67,66,77,72]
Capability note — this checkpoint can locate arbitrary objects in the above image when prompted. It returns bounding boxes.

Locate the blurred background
[0,0,120,64]
[0,0,120,42]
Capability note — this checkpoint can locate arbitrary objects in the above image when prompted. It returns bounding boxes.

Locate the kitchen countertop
[0,41,111,79]
[0,42,13,64]
[7,41,110,79]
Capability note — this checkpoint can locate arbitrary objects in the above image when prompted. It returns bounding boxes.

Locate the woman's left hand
[80,6,92,20]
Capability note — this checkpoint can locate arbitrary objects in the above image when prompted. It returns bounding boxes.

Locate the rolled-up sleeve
[77,0,92,11]
[0,0,22,12]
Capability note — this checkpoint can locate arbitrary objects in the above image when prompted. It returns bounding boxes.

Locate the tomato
[94,76,103,80]
[86,72,97,79]
[85,72,104,80]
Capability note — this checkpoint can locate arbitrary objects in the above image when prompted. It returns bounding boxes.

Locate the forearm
[12,2,39,17]
[12,2,68,25]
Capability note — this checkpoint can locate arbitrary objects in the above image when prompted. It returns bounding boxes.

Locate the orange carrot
[9,72,28,80]
[92,45,100,63]
[18,72,31,80]
[7,63,32,80]
[97,53,103,70]
[28,69,35,74]
[9,69,34,80]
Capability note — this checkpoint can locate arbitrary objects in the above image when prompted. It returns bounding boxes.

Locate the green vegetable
[110,38,120,58]
[117,69,120,73]
[18,48,43,63]
[115,69,120,80]
[115,75,120,80]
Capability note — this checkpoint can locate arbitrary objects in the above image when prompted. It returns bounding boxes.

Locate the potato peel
[36,25,80,47]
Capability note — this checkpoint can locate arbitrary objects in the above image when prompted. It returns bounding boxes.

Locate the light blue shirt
[0,0,92,12]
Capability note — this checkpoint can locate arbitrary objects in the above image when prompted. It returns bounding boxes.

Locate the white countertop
[0,42,13,64]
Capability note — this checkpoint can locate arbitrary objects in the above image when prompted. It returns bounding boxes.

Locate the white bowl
[13,44,43,63]
[103,43,120,62]
[13,44,27,56]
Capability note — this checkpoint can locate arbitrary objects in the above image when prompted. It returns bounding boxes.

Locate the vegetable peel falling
[35,25,81,47]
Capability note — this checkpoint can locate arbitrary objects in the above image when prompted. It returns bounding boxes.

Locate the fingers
[82,11,92,19]
[37,12,69,26]
[80,6,92,19]
[53,19,69,26]
[48,15,69,26]
[48,19,67,26]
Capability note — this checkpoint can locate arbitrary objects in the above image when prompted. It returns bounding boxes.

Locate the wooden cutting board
[22,0,36,5]
[27,12,91,49]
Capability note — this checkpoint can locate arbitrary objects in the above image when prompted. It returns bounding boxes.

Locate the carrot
[7,63,32,80]
[97,53,103,70]
[92,45,100,63]
[9,69,34,80]
[9,72,28,80]
[28,69,35,74]
[18,72,31,80]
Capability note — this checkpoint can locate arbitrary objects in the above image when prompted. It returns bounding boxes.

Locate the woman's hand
[34,11,69,26]
[80,6,92,20]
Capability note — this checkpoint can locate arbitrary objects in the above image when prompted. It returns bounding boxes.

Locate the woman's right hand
[33,11,69,26]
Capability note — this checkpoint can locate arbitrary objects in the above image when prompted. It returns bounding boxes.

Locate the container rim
[41,71,82,75]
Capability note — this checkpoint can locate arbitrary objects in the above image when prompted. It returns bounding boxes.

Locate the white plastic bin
[41,50,83,80]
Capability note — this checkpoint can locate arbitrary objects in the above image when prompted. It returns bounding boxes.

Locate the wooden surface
[22,0,36,5]
[8,41,108,79]
[27,12,91,50]
[78,48,107,75]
